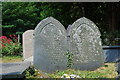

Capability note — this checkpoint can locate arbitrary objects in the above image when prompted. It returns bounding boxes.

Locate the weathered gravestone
[33,17,68,73]
[69,17,104,70]
[33,17,104,73]
[23,30,34,60]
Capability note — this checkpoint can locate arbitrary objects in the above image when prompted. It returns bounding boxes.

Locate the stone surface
[117,62,120,75]
[70,17,104,70]
[24,56,33,65]
[33,17,104,73]
[103,46,120,62]
[33,17,68,73]
[0,62,31,79]
[23,30,34,60]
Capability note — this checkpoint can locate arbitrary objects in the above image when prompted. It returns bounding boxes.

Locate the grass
[47,63,118,78]
[0,56,23,63]
[0,56,118,78]
[28,63,118,78]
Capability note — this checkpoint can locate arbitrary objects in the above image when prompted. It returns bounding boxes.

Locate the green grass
[0,56,118,78]
[0,56,23,63]
[28,63,118,78]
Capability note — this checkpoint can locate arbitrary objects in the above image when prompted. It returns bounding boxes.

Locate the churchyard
[1,17,120,79]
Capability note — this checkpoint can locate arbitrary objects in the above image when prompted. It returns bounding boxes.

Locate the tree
[2,2,120,45]
[2,2,39,36]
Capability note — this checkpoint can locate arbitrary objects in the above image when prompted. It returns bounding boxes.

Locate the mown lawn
[0,56,23,63]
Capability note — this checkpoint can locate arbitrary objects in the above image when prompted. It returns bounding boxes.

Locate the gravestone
[33,17,68,73]
[23,30,34,60]
[33,17,104,73]
[70,17,104,70]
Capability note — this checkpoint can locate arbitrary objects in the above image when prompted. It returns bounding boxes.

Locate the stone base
[0,62,31,79]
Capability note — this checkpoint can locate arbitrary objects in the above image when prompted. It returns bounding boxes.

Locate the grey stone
[0,62,31,79]
[70,17,104,70]
[103,46,120,62]
[33,17,68,73]
[23,30,34,60]
[67,25,72,37]
[117,62,120,75]
[33,17,104,73]
[24,56,33,65]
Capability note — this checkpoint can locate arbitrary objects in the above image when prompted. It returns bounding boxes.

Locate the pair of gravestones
[23,17,104,73]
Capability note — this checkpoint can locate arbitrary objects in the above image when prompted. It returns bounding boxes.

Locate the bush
[101,31,120,46]
[0,35,22,56]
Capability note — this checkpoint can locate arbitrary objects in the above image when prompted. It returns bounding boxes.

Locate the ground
[0,56,23,63]
[45,63,118,78]
[1,56,118,78]
[27,64,118,78]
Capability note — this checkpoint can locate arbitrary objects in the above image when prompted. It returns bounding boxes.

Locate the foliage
[39,3,76,27]
[25,66,37,79]
[65,52,73,68]
[2,2,120,45]
[2,2,40,36]
[0,35,22,56]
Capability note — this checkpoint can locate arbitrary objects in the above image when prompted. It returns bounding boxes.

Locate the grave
[69,17,104,70]
[1,17,119,79]
[33,17,104,73]
[23,30,34,61]
[22,30,119,64]
[33,17,68,73]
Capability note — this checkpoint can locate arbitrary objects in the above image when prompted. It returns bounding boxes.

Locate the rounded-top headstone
[69,17,104,70]
[33,17,68,73]
[23,30,34,60]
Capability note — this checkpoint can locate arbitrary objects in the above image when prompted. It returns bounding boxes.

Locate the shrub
[65,52,73,68]
[0,35,22,56]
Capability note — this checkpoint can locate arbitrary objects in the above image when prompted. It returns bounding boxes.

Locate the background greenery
[0,35,22,56]
[2,2,120,45]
